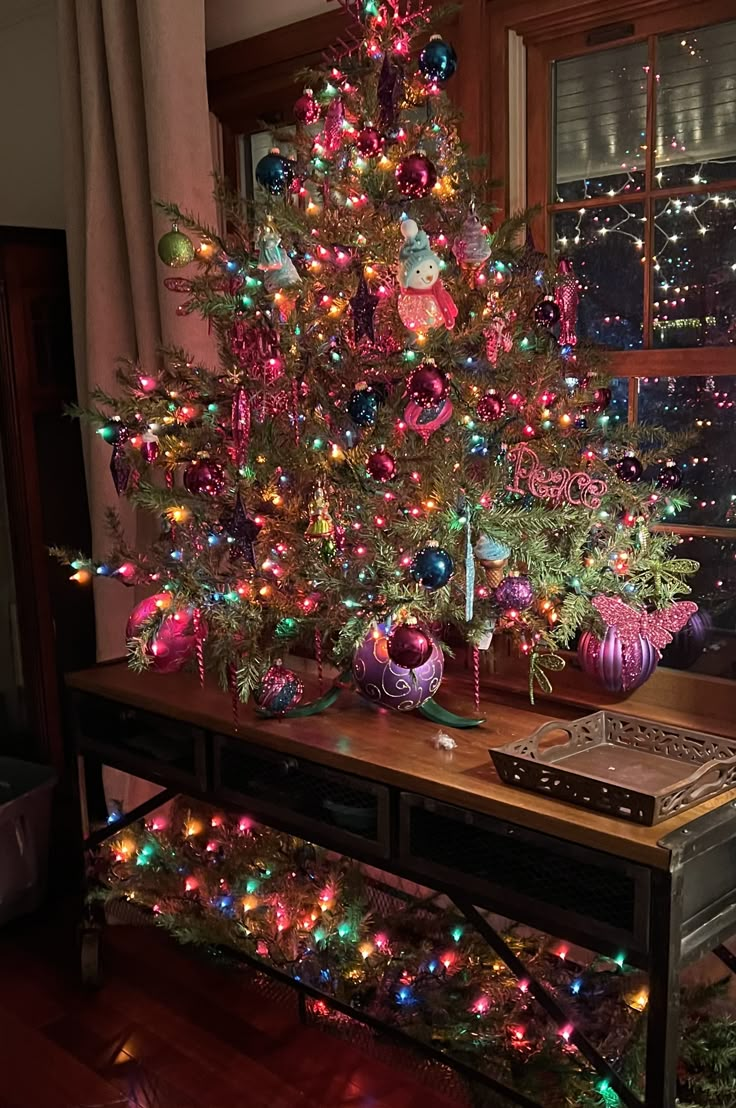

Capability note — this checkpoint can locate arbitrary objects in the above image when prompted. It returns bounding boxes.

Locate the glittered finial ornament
[255,149,295,195]
[294,88,321,125]
[253,660,305,714]
[350,270,379,343]
[323,96,345,153]
[555,257,579,348]
[452,205,491,277]
[418,35,458,84]
[157,223,196,268]
[377,53,404,131]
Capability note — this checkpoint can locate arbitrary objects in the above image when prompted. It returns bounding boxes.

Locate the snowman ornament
[397,218,458,332]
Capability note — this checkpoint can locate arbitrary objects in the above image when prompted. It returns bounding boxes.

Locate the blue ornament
[255,150,295,196]
[410,544,454,590]
[418,35,458,83]
[347,385,379,427]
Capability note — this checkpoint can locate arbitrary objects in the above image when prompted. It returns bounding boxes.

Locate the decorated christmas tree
[57,0,701,718]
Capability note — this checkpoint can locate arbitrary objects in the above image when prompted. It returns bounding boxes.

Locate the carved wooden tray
[490,711,736,825]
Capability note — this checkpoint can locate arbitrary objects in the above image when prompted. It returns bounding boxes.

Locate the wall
[205,0,327,49]
[0,0,64,229]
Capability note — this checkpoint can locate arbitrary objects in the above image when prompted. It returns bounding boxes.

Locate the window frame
[487,0,736,717]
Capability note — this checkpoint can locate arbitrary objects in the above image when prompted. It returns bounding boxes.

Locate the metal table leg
[645,869,684,1108]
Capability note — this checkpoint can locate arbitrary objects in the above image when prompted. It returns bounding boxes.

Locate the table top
[66,661,736,870]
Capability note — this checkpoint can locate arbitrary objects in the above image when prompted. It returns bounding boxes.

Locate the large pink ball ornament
[352,626,444,711]
[126,594,198,674]
[577,627,659,694]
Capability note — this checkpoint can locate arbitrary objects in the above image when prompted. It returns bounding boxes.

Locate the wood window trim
[493,0,736,377]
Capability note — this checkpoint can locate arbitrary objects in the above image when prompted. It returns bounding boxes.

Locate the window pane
[554,43,648,202]
[660,534,736,680]
[652,192,736,348]
[637,375,736,528]
[553,204,644,348]
[655,21,736,189]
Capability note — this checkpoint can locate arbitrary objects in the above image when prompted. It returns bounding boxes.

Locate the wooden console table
[66,662,736,1108]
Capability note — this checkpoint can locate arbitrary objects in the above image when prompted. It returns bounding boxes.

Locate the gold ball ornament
[157,225,196,268]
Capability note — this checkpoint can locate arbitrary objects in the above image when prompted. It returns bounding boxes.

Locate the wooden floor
[0,908,461,1108]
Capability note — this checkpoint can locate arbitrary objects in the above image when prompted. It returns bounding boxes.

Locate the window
[516,3,736,684]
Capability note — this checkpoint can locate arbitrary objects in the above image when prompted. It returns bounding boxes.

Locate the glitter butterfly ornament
[578,595,699,694]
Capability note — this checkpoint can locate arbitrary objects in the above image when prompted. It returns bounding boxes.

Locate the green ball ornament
[157,226,195,268]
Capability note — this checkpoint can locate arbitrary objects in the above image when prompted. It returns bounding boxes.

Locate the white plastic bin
[0,758,55,924]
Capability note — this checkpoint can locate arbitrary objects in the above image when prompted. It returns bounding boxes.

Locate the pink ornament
[555,257,579,348]
[231,386,251,468]
[253,660,304,714]
[406,362,449,407]
[395,152,437,198]
[140,433,160,464]
[403,398,453,443]
[506,443,608,509]
[387,622,434,669]
[356,125,384,158]
[126,594,198,675]
[367,447,397,482]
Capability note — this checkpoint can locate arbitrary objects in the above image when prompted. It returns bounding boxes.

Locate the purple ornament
[495,576,534,611]
[110,442,132,495]
[183,459,226,497]
[395,152,437,198]
[655,460,682,490]
[533,297,561,328]
[253,660,304,714]
[661,609,712,670]
[614,455,643,483]
[377,53,404,131]
[352,626,443,711]
[578,627,659,693]
[126,594,198,675]
[356,126,384,158]
[387,622,433,669]
[367,447,397,482]
[407,362,449,408]
[350,271,379,343]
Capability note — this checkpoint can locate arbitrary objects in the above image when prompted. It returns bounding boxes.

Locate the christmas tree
[57,0,701,716]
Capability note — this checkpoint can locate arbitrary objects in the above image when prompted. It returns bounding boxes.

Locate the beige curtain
[58,0,220,662]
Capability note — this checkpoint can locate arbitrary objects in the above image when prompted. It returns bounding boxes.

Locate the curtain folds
[58,0,219,661]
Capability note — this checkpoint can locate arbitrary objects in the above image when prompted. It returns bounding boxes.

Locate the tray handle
[516,720,575,757]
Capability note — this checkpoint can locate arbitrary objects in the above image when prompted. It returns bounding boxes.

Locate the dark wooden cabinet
[0,228,95,768]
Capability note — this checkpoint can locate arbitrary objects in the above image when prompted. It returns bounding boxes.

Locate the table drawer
[74,693,207,791]
[213,735,391,860]
[399,793,650,959]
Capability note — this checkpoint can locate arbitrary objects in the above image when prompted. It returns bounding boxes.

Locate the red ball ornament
[356,125,384,158]
[614,455,643,483]
[387,621,433,669]
[655,460,682,489]
[294,88,321,125]
[183,459,226,497]
[367,446,397,482]
[476,392,505,422]
[126,594,199,675]
[395,152,437,198]
[407,362,449,408]
[591,387,612,411]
